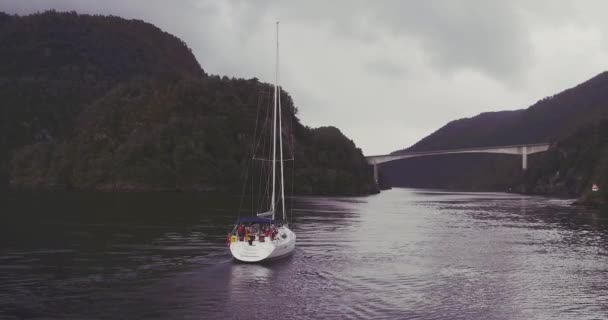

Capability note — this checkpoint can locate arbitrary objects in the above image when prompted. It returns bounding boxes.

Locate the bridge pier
[373,164,379,185]
[521,146,528,170]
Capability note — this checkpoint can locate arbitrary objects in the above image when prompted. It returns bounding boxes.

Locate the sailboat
[228,22,296,263]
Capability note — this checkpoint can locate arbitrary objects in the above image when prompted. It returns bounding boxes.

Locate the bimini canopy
[237,217,274,224]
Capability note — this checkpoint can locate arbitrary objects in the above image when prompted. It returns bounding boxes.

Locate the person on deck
[237,224,245,241]
[248,230,255,245]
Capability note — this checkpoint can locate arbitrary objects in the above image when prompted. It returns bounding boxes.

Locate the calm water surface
[1,189,608,319]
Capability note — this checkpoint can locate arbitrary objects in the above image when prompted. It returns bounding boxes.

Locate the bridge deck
[366,142,551,165]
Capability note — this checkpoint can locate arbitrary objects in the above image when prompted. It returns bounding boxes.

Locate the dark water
[1,189,608,319]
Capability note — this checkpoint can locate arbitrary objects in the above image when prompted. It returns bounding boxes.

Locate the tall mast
[277,21,286,221]
[270,21,279,219]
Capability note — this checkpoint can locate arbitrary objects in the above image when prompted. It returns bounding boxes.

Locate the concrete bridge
[366,143,551,184]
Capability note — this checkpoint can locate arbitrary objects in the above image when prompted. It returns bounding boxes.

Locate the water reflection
[229,264,274,288]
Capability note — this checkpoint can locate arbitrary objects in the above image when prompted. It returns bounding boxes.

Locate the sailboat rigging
[228,21,296,262]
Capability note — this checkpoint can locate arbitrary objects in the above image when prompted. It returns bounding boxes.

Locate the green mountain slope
[395,71,608,153]
[1,11,376,195]
[523,120,608,205]
[386,72,608,203]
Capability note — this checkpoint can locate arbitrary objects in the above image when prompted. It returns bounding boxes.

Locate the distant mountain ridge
[386,72,608,204]
[394,71,608,153]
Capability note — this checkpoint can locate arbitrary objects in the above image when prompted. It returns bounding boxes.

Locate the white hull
[230,226,296,262]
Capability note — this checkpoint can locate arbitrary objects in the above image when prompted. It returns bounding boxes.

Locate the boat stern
[230,241,275,262]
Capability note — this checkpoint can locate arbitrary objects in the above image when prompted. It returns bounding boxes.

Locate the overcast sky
[2,1,608,155]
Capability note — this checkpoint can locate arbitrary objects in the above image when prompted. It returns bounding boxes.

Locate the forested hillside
[386,72,608,205]
[382,153,526,192]
[523,120,608,205]
[1,11,376,195]
[395,71,608,153]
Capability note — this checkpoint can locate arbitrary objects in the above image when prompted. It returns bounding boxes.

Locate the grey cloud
[384,1,531,82]
[365,58,408,78]
[229,0,534,83]
[0,0,605,155]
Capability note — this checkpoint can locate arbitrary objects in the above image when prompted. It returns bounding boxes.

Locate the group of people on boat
[231,223,280,245]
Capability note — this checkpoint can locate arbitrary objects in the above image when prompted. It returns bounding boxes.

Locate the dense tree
[382,153,525,192]
[523,120,608,205]
[1,11,375,195]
